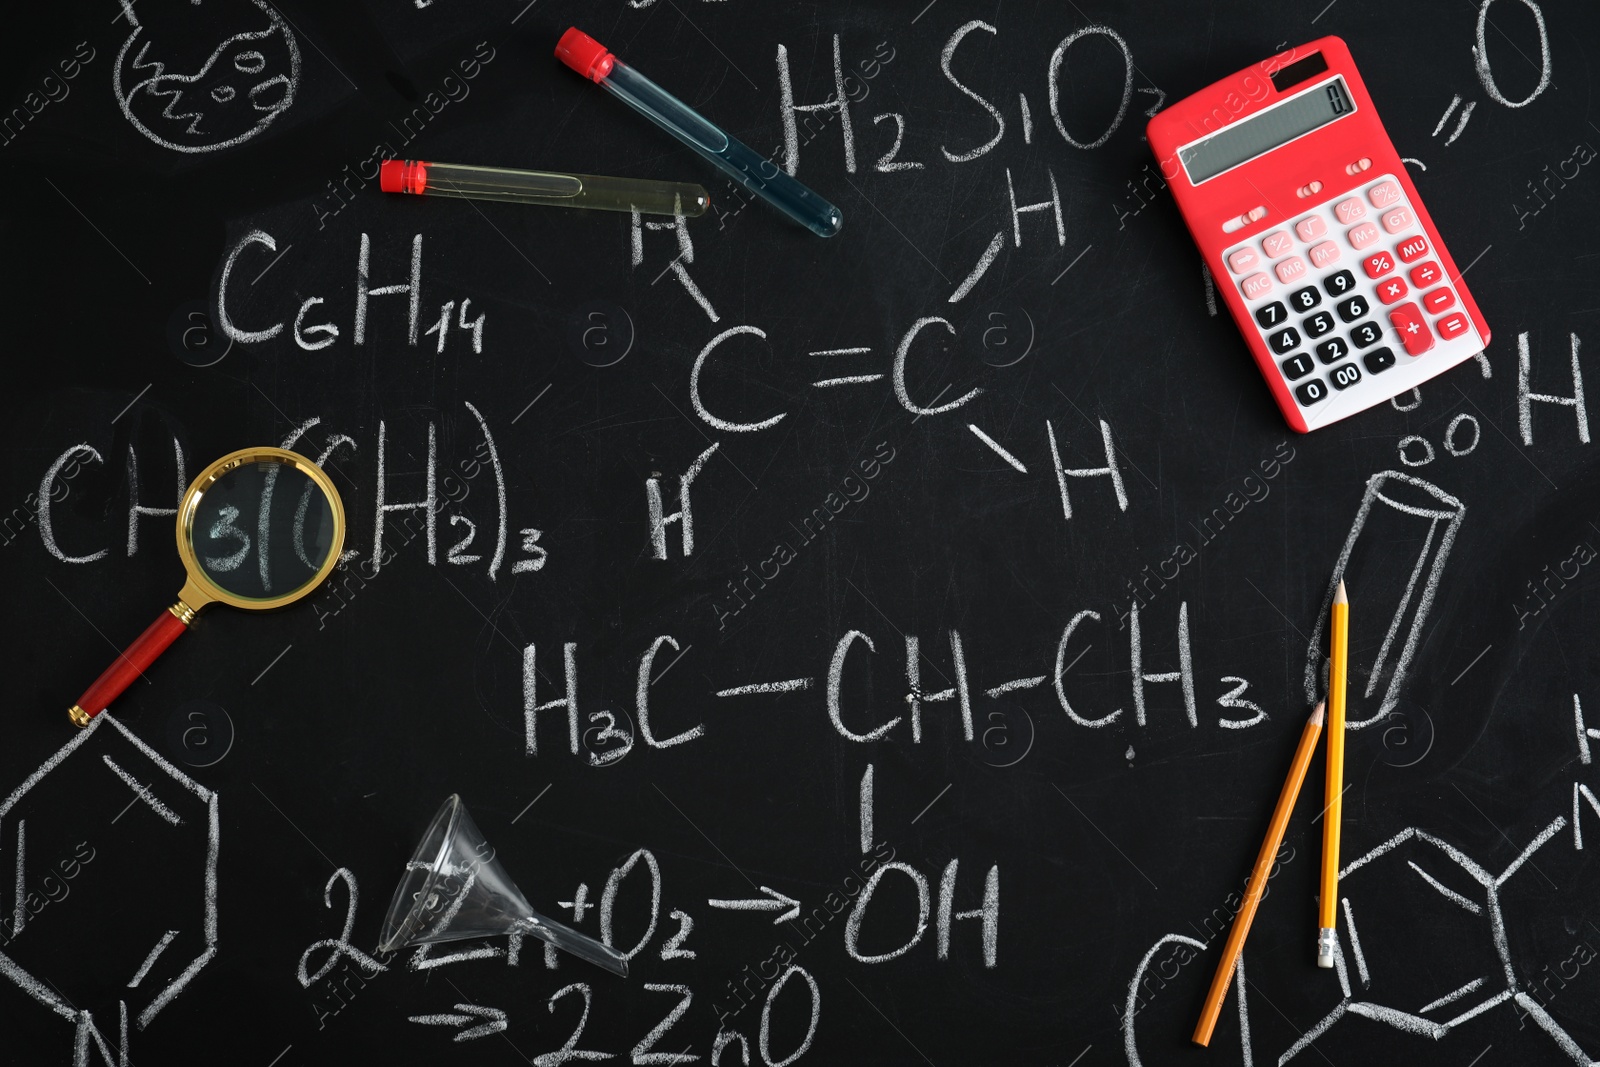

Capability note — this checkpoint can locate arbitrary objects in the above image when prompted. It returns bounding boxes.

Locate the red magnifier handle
[68,603,194,727]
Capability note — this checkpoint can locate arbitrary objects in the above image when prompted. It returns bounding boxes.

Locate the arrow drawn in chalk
[408,1003,508,1042]
[707,886,801,924]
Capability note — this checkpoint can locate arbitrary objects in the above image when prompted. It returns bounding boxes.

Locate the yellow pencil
[1317,580,1349,968]
[1193,702,1325,1046]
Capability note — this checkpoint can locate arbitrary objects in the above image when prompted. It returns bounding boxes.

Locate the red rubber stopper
[556,27,615,83]
[380,160,429,195]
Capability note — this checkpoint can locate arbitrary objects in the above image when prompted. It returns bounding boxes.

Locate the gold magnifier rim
[174,446,347,612]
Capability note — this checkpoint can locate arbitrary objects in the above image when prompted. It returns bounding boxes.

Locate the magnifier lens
[67,447,344,728]
[190,459,338,601]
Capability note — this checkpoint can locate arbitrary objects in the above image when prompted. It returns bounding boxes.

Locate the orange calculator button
[1422,287,1456,314]
[1376,277,1409,305]
[1436,311,1472,341]
[1389,302,1434,355]
[1396,235,1429,263]
[1408,261,1442,287]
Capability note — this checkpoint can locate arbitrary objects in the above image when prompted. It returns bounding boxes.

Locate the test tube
[380,159,708,218]
[557,28,843,238]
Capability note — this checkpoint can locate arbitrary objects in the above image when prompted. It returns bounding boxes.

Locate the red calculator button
[1363,251,1395,279]
[1436,311,1472,341]
[1295,216,1328,242]
[1262,230,1295,259]
[1227,248,1260,274]
[1241,273,1274,300]
[1348,222,1380,250]
[1274,256,1308,284]
[1396,235,1429,263]
[1308,241,1341,269]
[1367,180,1403,208]
[1389,302,1434,355]
[1377,277,1409,305]
[1335,197,1367,224]
[1422,287,1456,314]
[1381,206,1415,234]
[1409,261,1443,287]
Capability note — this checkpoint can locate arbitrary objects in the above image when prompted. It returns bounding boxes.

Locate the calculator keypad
[1221,173,1482,415]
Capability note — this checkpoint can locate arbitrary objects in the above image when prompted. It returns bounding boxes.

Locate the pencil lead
[1335,579,1348,604]
[1310,700,1326,725]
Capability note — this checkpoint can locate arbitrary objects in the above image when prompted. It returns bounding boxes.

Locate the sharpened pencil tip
[1335,579,1348,604]
[1310,700,1326,725]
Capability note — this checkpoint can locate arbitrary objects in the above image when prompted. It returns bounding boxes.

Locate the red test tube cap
[380,159,429,195]
[556,28,615,83]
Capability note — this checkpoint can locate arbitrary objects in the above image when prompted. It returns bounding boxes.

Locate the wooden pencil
[1193,701,1326,1047]
[1317,580,1349,968]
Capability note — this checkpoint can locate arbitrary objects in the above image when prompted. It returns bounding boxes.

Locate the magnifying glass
[67,447,345,727]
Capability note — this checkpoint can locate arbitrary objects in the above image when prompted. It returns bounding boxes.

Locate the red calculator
[1147,37,1489,433]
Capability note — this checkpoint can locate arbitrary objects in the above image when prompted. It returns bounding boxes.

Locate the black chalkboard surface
[2,2,1598,1065]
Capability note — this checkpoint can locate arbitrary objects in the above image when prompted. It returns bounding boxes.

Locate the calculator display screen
[1180,77,1354,184]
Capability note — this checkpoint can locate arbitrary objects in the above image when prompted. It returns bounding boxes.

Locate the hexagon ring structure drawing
[0,713,219,1064]
[1280,816,1590,1066]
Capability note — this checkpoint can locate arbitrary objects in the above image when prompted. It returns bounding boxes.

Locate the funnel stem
[518,914,629,977]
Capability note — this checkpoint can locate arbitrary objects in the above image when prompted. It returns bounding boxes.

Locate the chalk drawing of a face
[114,0,301,153]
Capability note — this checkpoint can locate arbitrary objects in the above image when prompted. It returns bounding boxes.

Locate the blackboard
[2,1,1598,1064]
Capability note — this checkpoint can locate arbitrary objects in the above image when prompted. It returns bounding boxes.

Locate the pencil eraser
[556,27,614,83]
[1315,928,1336,968]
